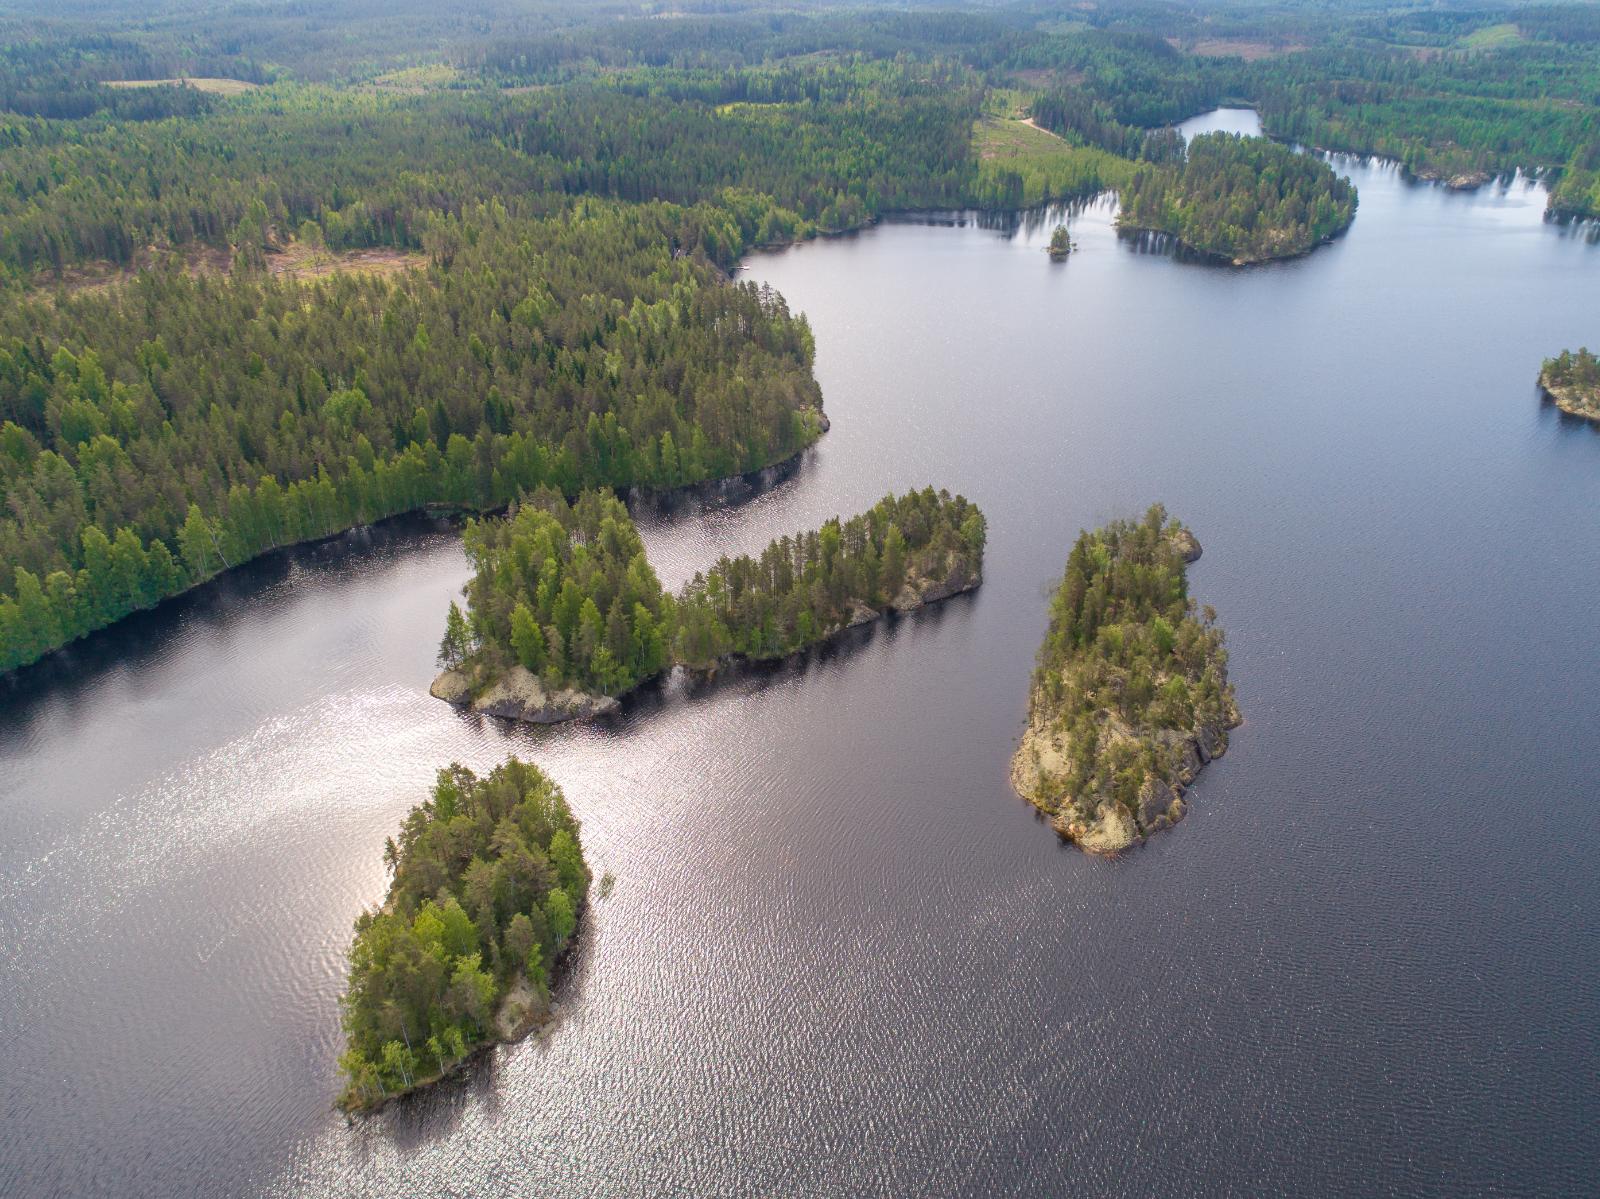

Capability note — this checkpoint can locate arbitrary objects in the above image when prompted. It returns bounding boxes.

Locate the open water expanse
[2,112,1598,1196]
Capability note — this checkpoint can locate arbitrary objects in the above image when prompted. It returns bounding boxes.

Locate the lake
[2,110,1597,1197]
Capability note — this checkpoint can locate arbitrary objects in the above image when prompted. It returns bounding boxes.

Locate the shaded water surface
[2,113,1598,1196]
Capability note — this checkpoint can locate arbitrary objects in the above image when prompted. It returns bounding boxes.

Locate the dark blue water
[2,111,1597,1196]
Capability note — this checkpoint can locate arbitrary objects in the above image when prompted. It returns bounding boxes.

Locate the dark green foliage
[457,489,671,697]
[1550,142,1600,220]
[1119,133,1356,263]
[4,0,1600,676]
[674,486,985,668]
[1031,87,1186,164]
[1008,26,1236,128]
[339,758,589,1110]
[0,69,979,278]
[452,485,985,696]
[1005,6,1600,215]
[0,199,822,674]
[1543,347,1600,391]
[1250,41,1600,191]
[1029,506,1236,822]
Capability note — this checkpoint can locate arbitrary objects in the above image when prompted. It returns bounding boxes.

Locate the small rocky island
[1011,506,1240,855]
[338,759,589,1111]
[1539,348,1600,422]
[434,486,986,723]
[1047,225,1074,260]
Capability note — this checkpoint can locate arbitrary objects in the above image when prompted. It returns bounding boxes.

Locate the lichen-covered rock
[428,669,472,704]
[1169,527,1203,563]
[430,663,619,725]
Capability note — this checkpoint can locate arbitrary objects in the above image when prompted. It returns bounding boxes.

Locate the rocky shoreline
[1539,369,1600,423]
[430,665,620,724]
[432,564,980,726]
[1008,515,1241,856]
[1010,703,1240,855]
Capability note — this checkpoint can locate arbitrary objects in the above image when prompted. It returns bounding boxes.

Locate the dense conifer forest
[1118,133,1357,263]
[3,0,1600,675]
[1012,506,1240,854]
[440,485,985,711]
[339,758,590,1110]
[445,488,671,699]
[673,486,986,669]
[0,201,823,673]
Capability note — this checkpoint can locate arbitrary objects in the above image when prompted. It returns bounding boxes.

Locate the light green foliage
[970,117,1135,209]
[338,758,590,1110]
[458,489,670,697]
[544,888,576,947]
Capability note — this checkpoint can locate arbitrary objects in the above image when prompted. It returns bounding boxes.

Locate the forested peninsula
[1539,348,1600,422]
[1012,507,1240,855]
[339,759,589,1112]
[433,486,985,722]
[1117,134,1357,265]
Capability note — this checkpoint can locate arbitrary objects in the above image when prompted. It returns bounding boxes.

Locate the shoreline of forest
[1112,220,1350,267]
[0,431,825,688]
[336,760,594,1116]
[342,909,588,1117]
[1538,369,1600,423]
[431,562,982,726]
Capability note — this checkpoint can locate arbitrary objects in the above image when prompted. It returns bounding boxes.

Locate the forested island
[433,486,985,722]
[1539,348,1600,422]
[1118,134,1357,265]
[1011,507,1240,855]
[339,759,590,1111]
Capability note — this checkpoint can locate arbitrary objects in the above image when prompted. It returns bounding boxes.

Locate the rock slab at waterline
[430,665,620,724]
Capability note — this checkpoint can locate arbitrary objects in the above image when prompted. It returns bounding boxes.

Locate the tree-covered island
[338,758,590,1112]
[1011,506,1240,855]
[433,486,985,722]
[1539,348,1600,422]
[1117,133,1357,265]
